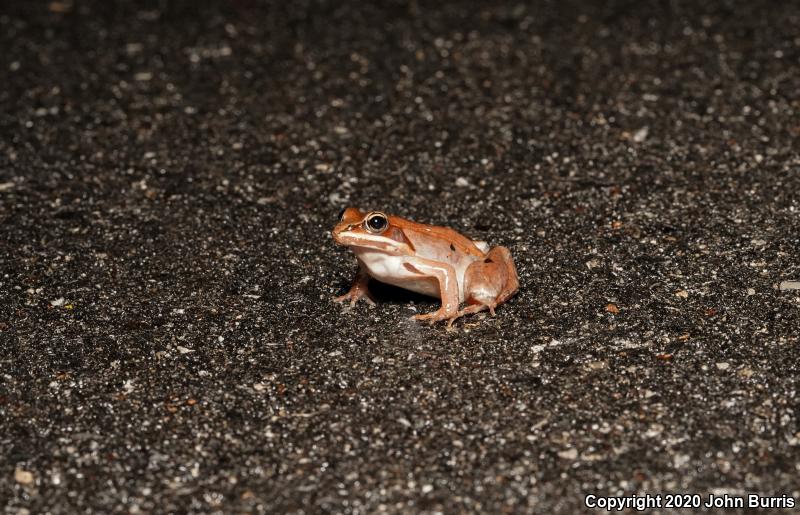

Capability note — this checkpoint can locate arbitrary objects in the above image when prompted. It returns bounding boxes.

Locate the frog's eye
[338,207,347,221]
[364,212,388,233]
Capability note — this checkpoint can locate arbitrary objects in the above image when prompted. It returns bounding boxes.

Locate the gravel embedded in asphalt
[1,1,799,512]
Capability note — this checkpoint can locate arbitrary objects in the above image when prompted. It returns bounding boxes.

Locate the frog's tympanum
[332,208,518,327]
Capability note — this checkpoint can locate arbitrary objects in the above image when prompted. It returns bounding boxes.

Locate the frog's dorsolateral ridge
[332,208,518,327]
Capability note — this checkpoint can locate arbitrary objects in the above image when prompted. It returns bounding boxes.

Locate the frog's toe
[333,293,352,304]
[456,302,492,318]
[411,312,435,323]
[445,314,463,329]
[413,309,459,325]
[409,313,435,325]
[334,290,375,306]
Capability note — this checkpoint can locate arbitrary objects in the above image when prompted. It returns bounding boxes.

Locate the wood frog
[332,208,518,327]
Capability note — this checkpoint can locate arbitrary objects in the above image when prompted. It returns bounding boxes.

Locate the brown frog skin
[332,208,519,327]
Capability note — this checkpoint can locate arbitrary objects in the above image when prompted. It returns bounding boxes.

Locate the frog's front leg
[334,261,376,306]
[402,258,460,326]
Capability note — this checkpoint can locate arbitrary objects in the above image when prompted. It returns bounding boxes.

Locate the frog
[331,208,518,327]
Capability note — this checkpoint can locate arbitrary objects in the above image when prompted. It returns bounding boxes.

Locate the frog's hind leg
[460,246,518,319]
[492,246,519,305]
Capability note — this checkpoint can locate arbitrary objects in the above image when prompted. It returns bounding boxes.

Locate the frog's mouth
[334,230,411,255]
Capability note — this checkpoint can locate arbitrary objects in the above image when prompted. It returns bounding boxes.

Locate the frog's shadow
[367,279,437,305]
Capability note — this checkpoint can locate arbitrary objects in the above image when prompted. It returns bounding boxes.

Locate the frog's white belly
[354,248,463,299]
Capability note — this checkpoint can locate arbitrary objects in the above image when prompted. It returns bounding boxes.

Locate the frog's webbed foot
[456,302,495,318]
[411,309,460,327]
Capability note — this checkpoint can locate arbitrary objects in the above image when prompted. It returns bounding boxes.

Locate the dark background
[1,0,799,512]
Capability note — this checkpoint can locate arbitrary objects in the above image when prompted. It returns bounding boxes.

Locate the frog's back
[389,216,485,260]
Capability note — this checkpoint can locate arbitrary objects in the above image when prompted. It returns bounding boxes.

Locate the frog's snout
[332,223,351,245]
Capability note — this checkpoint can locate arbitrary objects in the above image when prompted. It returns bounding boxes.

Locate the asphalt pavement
[1,1,799,513]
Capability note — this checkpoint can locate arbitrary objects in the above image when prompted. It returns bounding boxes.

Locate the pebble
[738,368,754,378]
[14,468,34,485]
[632,127,649,143]
[557,449,578,460]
